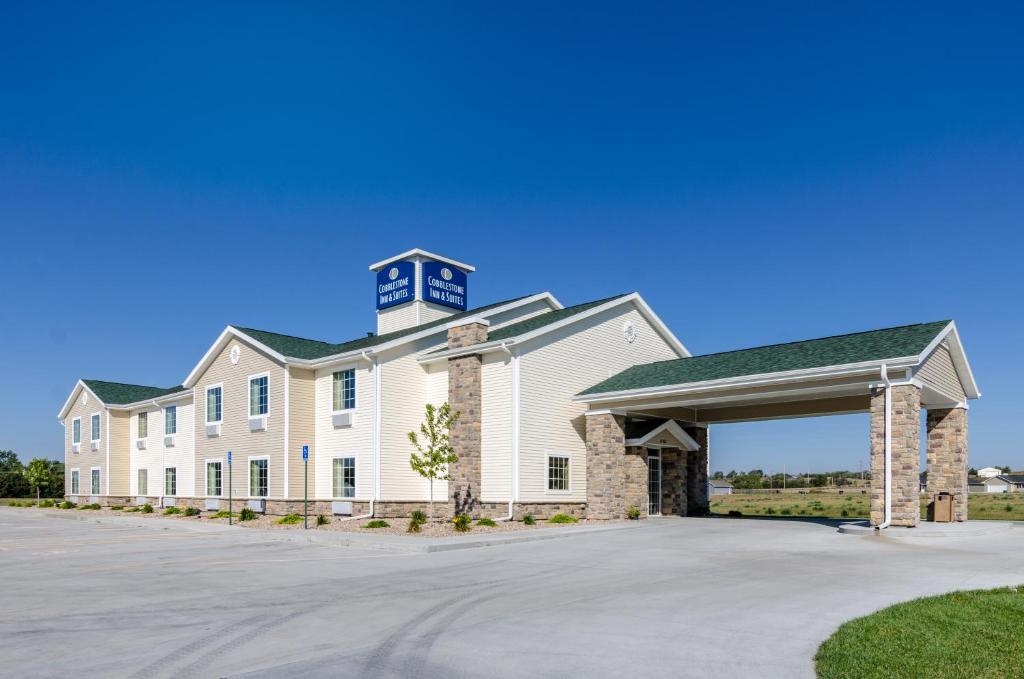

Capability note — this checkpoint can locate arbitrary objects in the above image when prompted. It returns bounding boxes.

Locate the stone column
[661,448,688,516]
[623,447,649,516]
[870,384,921,527]
[585,413,626,519]
[687,427,709,516]
[926,408,969,522]
[448,321,488,517]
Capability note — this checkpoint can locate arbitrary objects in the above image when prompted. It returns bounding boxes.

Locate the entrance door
[647,449,662,516]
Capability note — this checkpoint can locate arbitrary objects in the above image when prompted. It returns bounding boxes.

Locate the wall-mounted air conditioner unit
[136,439,146,450]
[332,411,355,428]
[136,496,147,506]
[206,423,221,437]
[248,415,267,432]
[88,496,98,504]
[164,435,175,447]
[204,498,220,511]
[91,441,99,451]
[72,444,80,454]
[162,497,176,508]
[246,499,266,513]
[68,496,79,504]
[332,501,353,516]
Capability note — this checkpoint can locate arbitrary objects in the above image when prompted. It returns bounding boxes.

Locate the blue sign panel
[376,261,415,310]
[302,445,309,461]
[421,261,468,311]
[227,450,232,464]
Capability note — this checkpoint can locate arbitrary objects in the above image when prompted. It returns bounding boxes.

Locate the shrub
[780,507,792,516]
[410,510,428,526]
[727,510,743,517]
[548,513,578,524]
[316,513,329,526]
[365,519,390,529]
[78,503,101,510]
[1006,505,1014,513]
[840,509,849,518]
[523,514,536,526]
[625,505,641,520]
[39,499,55,508]
[110,505,123,510]
[8,500,22,507]
[277,514,303,525]
[407,518,422,533]
[452,514,472,532]
[124,506,140,512]
[180,507,198,517]
[477,517,497,527]
[59,500,76,509]
[163,507,182,515]
[212,510,236,519]
[239,507,257,521]
[141,504,154,514]
[764,507,776,515]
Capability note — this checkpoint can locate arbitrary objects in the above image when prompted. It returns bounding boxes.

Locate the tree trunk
[428,478,434,520]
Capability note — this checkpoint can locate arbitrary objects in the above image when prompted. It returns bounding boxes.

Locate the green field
[815,587,1024,678]
[710,491,1024,521]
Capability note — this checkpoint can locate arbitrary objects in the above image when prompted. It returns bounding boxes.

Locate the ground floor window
[91,468,100,495]
[250,458,268,497]
[71,469,79,494]
[165,467,177,496]
[138,469,148,495]
[333,457,355,498]
[548,454,569,491]
[206,461,222,496]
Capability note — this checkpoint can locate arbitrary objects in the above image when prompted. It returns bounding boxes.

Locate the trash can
[932,492,954,523]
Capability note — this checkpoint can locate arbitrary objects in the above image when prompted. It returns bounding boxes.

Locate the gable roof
[579,320,956,397]
[82,380,187,405]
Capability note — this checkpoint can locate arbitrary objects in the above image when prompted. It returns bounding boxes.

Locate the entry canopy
[576,320,979,424]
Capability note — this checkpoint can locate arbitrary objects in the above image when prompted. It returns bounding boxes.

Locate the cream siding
[480,353,513,502]
[517,304,682,503]
[62,386,106,497]
[288,367,316,498]
[485,298,556,330]
[418,302,458,326]
[917,343,967,401]
[129,400,195,498]
[313,360,375,499]
[107,411,131,496]
[377,303,421,334]
[192,340,286,498]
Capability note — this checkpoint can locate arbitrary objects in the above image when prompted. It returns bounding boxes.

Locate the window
[332,369,356,411]
[91,468,100,495]
[138,412,148,439]
[206,461,222,496]
[165,467,177,496]
[249,458,268,497]
[138,469,148,495]
[547,455,569,491]
[249,375,268,416]
[72,418,81,445]
[333,457,356,498]
[71,470,79,495]
[91,414,100,442]
[165,406,177,435]
[206,386,222,423]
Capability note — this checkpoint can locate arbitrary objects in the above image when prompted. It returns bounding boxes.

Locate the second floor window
[72,419,81,445]
[249,375,268,416]
[206,386,222,423]
[138,412,148,439]
[165,406,177,435]
[91,414,100,442]
[333,369,356,411]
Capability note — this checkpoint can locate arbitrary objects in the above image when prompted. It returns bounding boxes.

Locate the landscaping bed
[710,491,1024,521]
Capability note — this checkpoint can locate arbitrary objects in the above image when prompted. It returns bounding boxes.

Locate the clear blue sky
[1,2,1021,472]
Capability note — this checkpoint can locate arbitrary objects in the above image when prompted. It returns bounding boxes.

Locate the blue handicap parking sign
[302,445,308,461]
[228,450,232,464]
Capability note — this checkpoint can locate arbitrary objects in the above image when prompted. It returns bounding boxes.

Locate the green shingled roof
[578,320,951,396]
[83,380,187,405]
[235,294,538,361]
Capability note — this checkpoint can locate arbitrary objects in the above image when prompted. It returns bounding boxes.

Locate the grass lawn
[815,587,1024,678]
[710,491,1024,521]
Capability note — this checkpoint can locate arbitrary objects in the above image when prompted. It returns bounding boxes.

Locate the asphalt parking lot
[2,509,1022,678]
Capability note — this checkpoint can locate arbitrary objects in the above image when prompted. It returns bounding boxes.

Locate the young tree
[25,458,53,505]
[0,450,29,498]
[408,402,460,519]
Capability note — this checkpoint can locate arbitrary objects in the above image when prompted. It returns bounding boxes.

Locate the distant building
[977,467,1004,478]
[980,476,1013,493]
[1002,474,1024,491]
[708,479,733,496]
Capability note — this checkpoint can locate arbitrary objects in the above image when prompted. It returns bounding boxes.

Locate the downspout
[878,364,893,530]
[152,400,163,506]
[341,352,378,521]
[498,342,517,521]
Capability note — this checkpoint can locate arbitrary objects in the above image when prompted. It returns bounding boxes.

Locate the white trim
[545,453,571,495]
[283,365,290,499]
[247,455,270,498]
[418,293,688,365]
[89,412,101,443]
[204,458,224,497]
[373,358,382,503]
[89,467,101,496]
[58,380,104,421]
[163,405,177,436]
[368,248,476,273]
[163,464,178,497]
[625,419,700,451]
[105,411,110,494]
[915,321,981,399]
[247,371,270,418]
[445,317,490,329]
[183,327,288,388]
[111,390,192,411]
[511,350,521,503]
[70,468,80,495]
[330,367,358,413]
[204,383,224,424]
[71,417,82,445]
[331,456,357,499]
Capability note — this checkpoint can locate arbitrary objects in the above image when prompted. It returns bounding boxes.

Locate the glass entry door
[647,449,662,516]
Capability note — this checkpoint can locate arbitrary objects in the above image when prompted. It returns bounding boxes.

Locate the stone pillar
[623,447,649,516]
[926,408,968,522]
[686,427,709,516]
[661,448,688,516]
[585,413,626,519]
[870,385,921,527]
[447,321,488,517]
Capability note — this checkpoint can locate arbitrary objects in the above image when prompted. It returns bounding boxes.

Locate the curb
[837,520,1016,538]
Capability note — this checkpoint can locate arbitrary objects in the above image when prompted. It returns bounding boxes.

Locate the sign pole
[228,450,233,526]
[303,445,309,530]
